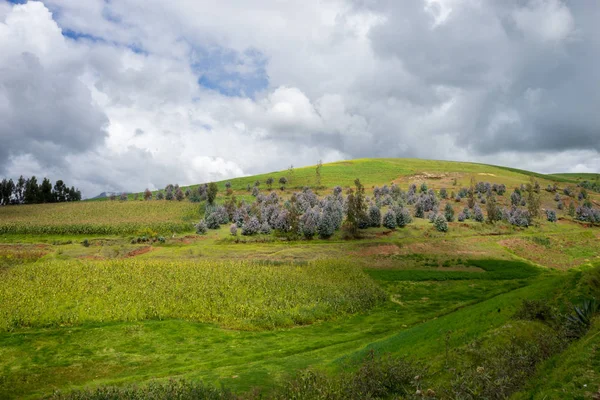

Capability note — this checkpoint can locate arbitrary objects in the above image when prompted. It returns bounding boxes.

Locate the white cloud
[0,0,598,197]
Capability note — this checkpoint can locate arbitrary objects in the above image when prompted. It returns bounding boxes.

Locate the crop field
[0,259,383,331]
[0,201,198,235]
[1,158,599,399]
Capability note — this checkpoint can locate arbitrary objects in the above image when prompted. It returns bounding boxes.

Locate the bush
[300,208,319,239]
[259,221,272,234]
[396,208,412,227]
[510,190,521,206]
[383,209,397,229]
[414,202,425,218]
[205,213,221,229]
[242,216,260,235]
[502,207,531,227]
[318,208,336,239]
[434,215,448,232]
[368,205,381,227]
[546,209,557,222]
[252,186,259,197]
[473,205,484,222]
[457,212,466,222]
[440,188,448,199]
[195,220,208,234]
[229,224,238,236]
[444,203,454,222]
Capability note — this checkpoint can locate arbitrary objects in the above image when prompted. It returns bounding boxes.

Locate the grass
[365,259,541,281]
[0,259,383,332]
[0,201,199,235]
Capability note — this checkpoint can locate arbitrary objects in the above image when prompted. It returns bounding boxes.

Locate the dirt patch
[375,230,394,238]
[355,244,400,257]
[125,246,154,258]
[478,173,497,177]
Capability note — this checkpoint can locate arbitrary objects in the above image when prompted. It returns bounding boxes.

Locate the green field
[1,158,599,399]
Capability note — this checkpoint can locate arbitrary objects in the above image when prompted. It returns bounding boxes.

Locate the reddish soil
[125,246,154,257]
[356,244,400,257]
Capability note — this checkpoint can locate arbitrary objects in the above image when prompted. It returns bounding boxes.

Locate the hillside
[1,157,599,399]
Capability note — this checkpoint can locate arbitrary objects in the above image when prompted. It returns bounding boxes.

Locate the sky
[0,0,598,197]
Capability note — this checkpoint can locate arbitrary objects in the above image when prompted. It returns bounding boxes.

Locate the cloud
[0,2,108,172]
[0,0,598,197]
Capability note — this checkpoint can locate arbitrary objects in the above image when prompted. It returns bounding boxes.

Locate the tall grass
[0,259,384,331]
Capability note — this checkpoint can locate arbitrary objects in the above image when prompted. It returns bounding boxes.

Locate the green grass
[0,259,384,332]
[513,317,600,399]
[365,259,541,281]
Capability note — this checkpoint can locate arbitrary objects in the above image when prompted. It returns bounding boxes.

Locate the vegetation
[1,158,599,399]
[0,175,81,205]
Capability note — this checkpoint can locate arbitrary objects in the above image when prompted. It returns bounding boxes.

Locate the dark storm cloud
[0,50,108,173]
[351,0,600,156]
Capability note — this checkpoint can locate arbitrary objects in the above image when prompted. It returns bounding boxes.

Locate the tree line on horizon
[0,176,81,206]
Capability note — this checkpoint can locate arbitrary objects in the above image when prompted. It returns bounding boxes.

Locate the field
[1,158,599,399]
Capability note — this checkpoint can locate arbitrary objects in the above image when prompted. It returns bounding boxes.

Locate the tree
[40,178,53,203]
[144,188,152,200]
[368,204,381,227]
[207,182,218,205]
[279,176,288,190]
[444,203,455,222]
[434,215,448,232]
[266,177,274,190]
[0,179,14,205]
[486,194,500,223]
[286,165,295,187]
[467,177,476,209]
[53,180,67,202]
[344,179,367,237]
[119,192,128,201]
[383,209,397,229]
[24,176,39,204]
[526,178,541,219]
[315,160,323,188]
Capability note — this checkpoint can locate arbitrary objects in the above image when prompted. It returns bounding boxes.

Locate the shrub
[396,208,412,227]
[568,202,576,217]
[434,215,448,232]
[510,190,521,206]
[554,193,561,202]
[444,203,455,222]
[242,216,260,235]
[458,212,466,222]
[229,224,238,236]
[502,207,531,227]
[462,207,471,219]
[300,208,319,239]
[259,221,272,234]
[455,195,461,203]
[157,191,165,200]
[557,202,564,210]
[428,211,437,223]
[546,209,557,222]
[420,182,428,193]
[414,202,425,218]
[119,193,128,201]
[368,205,381,227]
[195,220,208,234]
[382,209,397,229]
[317,209,336,239]
[440,188,448,199]
[252,186,259,197]
[143,188,152,201]
[497,184,506,196]
[205,213,221,229]
[175,188,185,201]
[473,204,484,222]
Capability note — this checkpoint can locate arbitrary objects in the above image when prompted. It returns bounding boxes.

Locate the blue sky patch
[193,47,269,98]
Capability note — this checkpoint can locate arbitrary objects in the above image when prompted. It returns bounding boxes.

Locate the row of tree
[0,176,81,205]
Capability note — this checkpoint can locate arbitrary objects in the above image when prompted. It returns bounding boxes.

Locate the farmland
[1,158,599,399]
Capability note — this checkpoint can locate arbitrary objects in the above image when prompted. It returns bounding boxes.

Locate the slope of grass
[134,158,565,195]
[513,317,600,399]
[550,172,600,182]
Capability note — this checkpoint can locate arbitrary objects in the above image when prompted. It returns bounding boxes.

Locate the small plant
[242,217,261,236]
[82,239,90,247]
[546,209,557,222]
[229,224,238,236]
